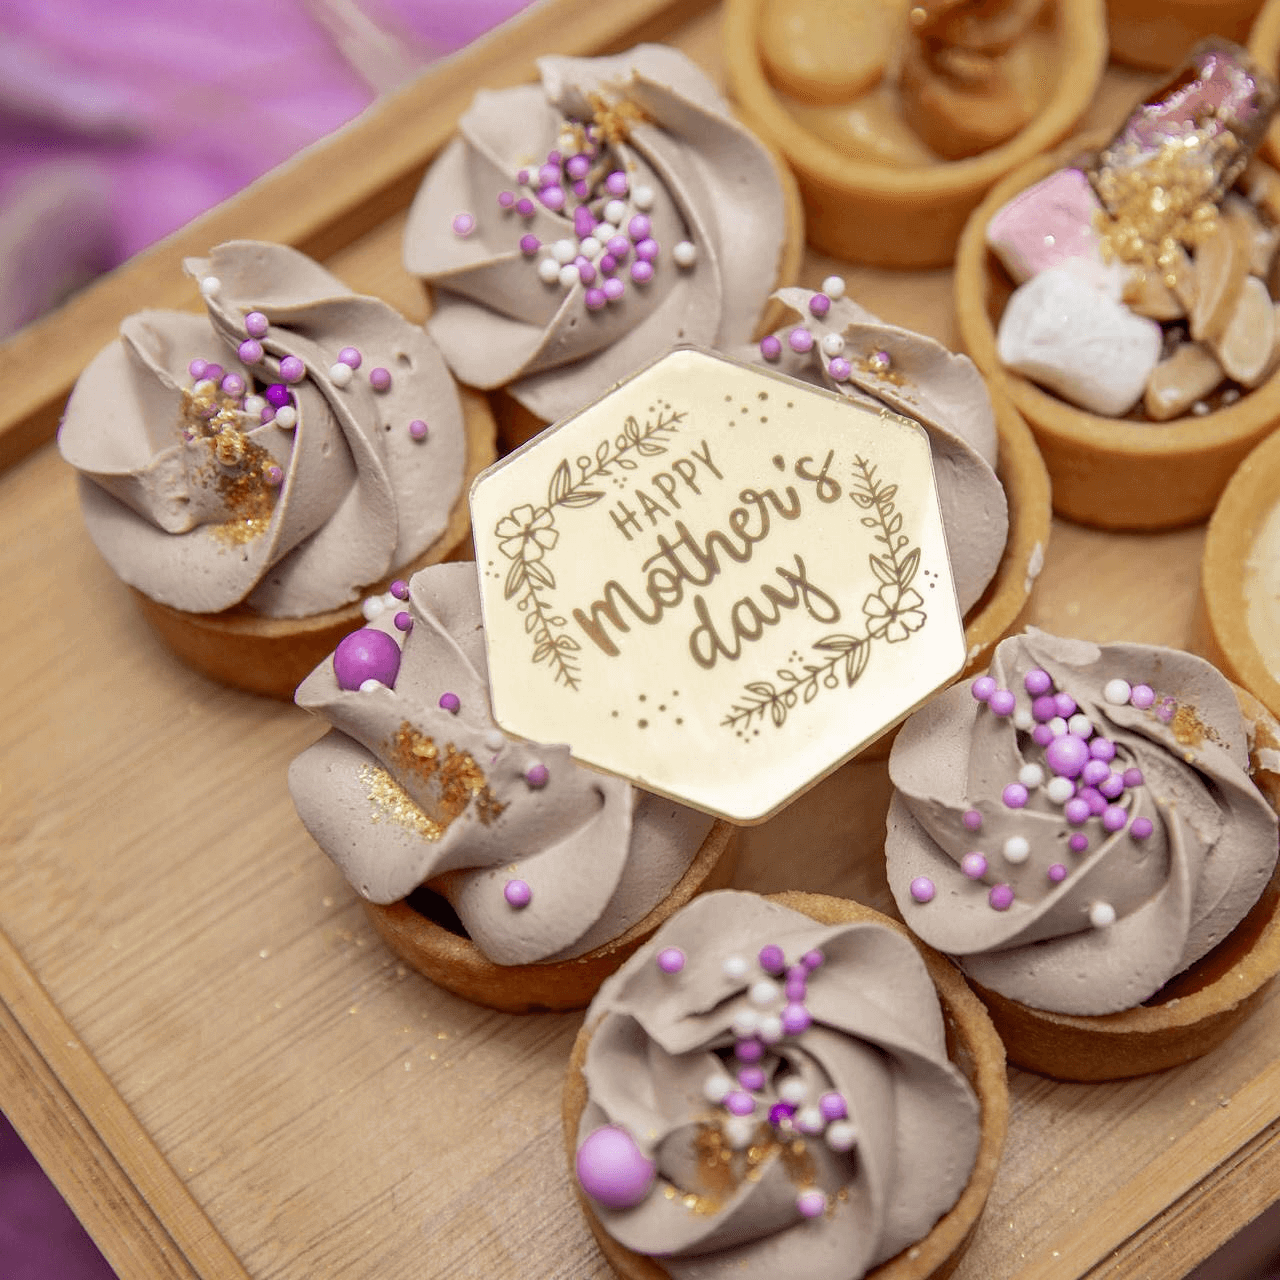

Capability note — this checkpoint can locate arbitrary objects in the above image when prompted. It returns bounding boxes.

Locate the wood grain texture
[2,3,1279,1278]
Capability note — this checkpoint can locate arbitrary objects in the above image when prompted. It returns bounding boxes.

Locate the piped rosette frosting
[886,629,1279,1014]
[740,279,1008,615]
[289,561,714,966]
[571,890,981,1279]
[58,240,467,617]
[403,44,790,424]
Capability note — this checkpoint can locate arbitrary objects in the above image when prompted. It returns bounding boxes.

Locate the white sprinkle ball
[273,405,298,430]
[359,679,383,693]
[603,199,627,224]
[1068,713,1094,738]
[820,332,846,357]
[749,979,780,1007]
[484,731,506,752]
[1018,763,1044,788]
[1013,708,1034,731]
[1046,776,1075,804]
[552,238,577,264]
[826,1120,858,1152]
[1089,901,1117,928]
[632,184,655,210]
[243,395,266,417]
[757,1014,784,1044]
[821,275,846,299]
[192,378,216,397]
[558,263,581,289]
[673,240,697,267]
[200,276,221,299]
[724,1116,757,1149]
[703,1073,733,1104]
[1003,835,1031,864]
[1048,716,1068,737]
[578,236,601,260]
[537,256,561,284]
[778,1078,808,1105]
[329,362,353,387]
[731,1009,760,1038]
[1104,678,1132,706]
[361,596,386,621]
[723,954,750,981]
[795,1106,825,1135]
[382,591,399,609]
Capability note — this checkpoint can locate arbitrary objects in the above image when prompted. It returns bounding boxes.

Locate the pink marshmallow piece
[985,168,1105,285]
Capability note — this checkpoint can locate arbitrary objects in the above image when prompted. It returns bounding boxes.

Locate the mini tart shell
[561,892,1008,1280]
[721,0,1107,269]
[1110,0,1265,71]
[966,686,1280,1082]
[955,131,1280,531]
[363,818,738,1015]
[482,141,807,453]
[128,387,496,700]
[1199,427,1280,722]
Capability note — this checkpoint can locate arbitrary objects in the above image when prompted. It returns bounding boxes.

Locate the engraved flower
[864,583,926,643]
[495,504,558,562]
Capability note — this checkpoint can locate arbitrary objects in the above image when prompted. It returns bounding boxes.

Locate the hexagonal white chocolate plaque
[471,347,965,822]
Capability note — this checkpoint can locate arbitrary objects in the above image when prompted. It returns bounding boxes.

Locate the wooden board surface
[3,2,1279,1277]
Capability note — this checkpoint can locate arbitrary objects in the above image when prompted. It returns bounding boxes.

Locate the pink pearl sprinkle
[566,154,590,179]
[988,689,1016,716]
[409,419,428,441]
[630,261,654,284]
[524,763,550,788]
[573,205,595,239]
[279,355,305,384]
[245,311,269,338]
[390,580,409,600]
[538,162,560,188]
[188,358,208,380]
[785,977,807,1001]
[910,876,935,903]
[808,293,831,317]
[452,212,475,237]
[516,197,535,217]
[961,851,988,879]
[788,327,814,354]
[238,338,263,365]
[572,178,589,200]
[738,1065,765,1091]
[828,357,851,381]
[606,234,630,260]
[576,258,597,286]
[1046,733,1090,777]
[1102,806,1127,832]
[516,168,530,185]
[338,346,361,369]
[260,405,276,424]
[971,676,997,702]
[438,692,460,714]
[1089,737,1117,762]
[725,1090,755,1117]
[819,1091,847,1121]
[1082,760,1110,787]
[963,809,983,831]
[736,1038,764,1063]
[759,335,782,361]
[393,611,412,633]
[605,170,628,196]
[1024,668,1052,695]
[540,186,566,211]
[1079,786,1107,816]
[1123,767,1144,787]
[603,277,625,301]
[657,947,685,974]
[264,464,284,487]
[1032,694,1058,722]
[369,367,392,391]
[628,213,651,241]
[988,884,1015,911]
[1131,817,1154,840]
[1055,693,1077,718]
[781,1003,811,1036]
[498,190,515,208]
[1068,833,1089,853]
[1130,684,1155,709]
[1099,772,1125,799]
[758,944,785,974]
[801,950,824,971]
[634,237,659,262]
[1047,863,1068,882]
[1003,783,1028,809]
[1065,797,1091,825]
[220,372,245,397]
[599,253,617,275]
[519,234,540,255]
[204,363,224,383]
[504,879,532,908]
[796,1190,827,1219]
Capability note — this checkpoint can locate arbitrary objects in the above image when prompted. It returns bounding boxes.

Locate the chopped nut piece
[1144,341,1224,419]
[1214,274,1276,386]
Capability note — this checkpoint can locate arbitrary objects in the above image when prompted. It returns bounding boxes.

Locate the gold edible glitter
[588,92,649,146]
[1171,702,1218,750]
[358,763,446,840]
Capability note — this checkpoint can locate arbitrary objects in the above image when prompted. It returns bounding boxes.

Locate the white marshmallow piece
[998,264,1163,416]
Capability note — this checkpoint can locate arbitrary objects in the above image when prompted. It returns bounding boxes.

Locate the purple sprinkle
[1068,833,1089,853]
[910,876,935,903]
[1089,736,1117,762]
[244,311,269,338]
[264,464,283,487]
[1123,767,1144,788]
[393,611,412,633]
[538,163,560,188]
[504,879,532,909]
[1099,772,1125,799]
[1054,693,1078,718]
[735,1038,764,1063]
[1003,783,1028,809]
[369,367,392,391]
[333,628,401,691]
[539,186,566,211]
[828,357,851,381]
[1064,797,1091,824]
[725,1091,755,1117]
[220,373,245,397]
[203,363,224,383]
[409,419,429,441]
[1032,724,1054,747]
[566,154,591,179]
[796,1190,827,1219]
[988,884,1015,911]
[738,1065,765,1091]
[971,676,997,702]
[260,405,276,424]
[1082,760,1111,787]
[759,335,782,361]
[1131,817,1154,840]
[519,234,540,255]
[768,1102,796,1126]
[808,292,831,318]
[781,1003,811,1036]
[819,1091,847,1121]
[630,261,654,284]
[988,689,1016,716]
[785,977,807,1001]
[1102,806,1128,832]
[265,383,292,408]
[516,168,530,185]
[963,809,983,831]
[338,346,362,369]
[573,177,591,199]
[576,257,597,286]
[452,212,476,237]
[603,277,625,301]
[278,355,305,384]
[599,253,617,275]
[1047,863,1068,883]
[1156,699,1176,723]
[1024,668,1052,695]
[188,358,208,380]
[801,950,824,971]
[634,237,659,263]
[758,944,786,974]
[1045,733,1090,778]
[573,205,595,239]
[1081,787,1107,816]
[1032,694,1058,722]
[961,851,988,879]
[605,170,628,196]
[390,580,409,600]
[628,213,651,241]
[1130,684,1155,709]
[606,234,630,260]
[788,327,814,354]
[238,339,263,365]
[516,197,536,218]
[498,190,515,208]
[657,947,685,974]
[438,691,461,714]
[524,762,550,788]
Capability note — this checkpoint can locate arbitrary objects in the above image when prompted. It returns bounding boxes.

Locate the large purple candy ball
[576,1126,655,1210]
[1044,733,1090,778]
[332,628,401,691]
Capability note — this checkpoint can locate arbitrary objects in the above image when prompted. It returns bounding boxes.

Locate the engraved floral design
[496,404,685,689]
[724,456,927,732]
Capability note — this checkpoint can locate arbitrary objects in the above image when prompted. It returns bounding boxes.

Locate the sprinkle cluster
[909,665,1169,925]
[449,110,696,313]
[657,940,854,1221]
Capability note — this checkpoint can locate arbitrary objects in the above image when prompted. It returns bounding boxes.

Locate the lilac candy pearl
[1082,759,1110,787]
[910,876,935,903]
[1045,733,1090,778]
[1064,797,1091,825]
[409,419,429,441]
[736,1038,764,1063]
[971,676,997,702]
[1032,724,1054,747]
[1102,806,1128,832]
[1068,833,1089,853]
[333,628,401,691]
[657,947,685,974]
[801,950,824,970]
[238,338,264,365]
[759,335,782,360]
[1089,737,1117,762]
[797,1190,827,1219]
[768,1102,795,1126]
[1032,694,1058,723]
[738,1065,766,1091]
[584,288,607,311]
[504,879,532,908]
[988,884,1015,911]
[220,372,245,397]
[1099,772,1125,799]
[1130,684,1155,709]
[962,809,983,831]
[1123,767,1144,787]
[338,346,362,369]
[439,692,461,714]
[525,763,550,788]
[1024,668,1052,695]
[819,1092,847,1121]
[244,311,269,338]
[605,170,628,196]
[573,205,595,238]
[516,197,536,217]
[828,357,852,381]
[1054,693,1077,718]
[1047,863,1068,883]
[188,358,208,380]
[278,355,305,383]
[781,1003,811,1035]
[537,162,560,188]
[540,186,566,211]
[519,234,540,255]
[603,278,625,302]
[785,976,807,1001]
[203,363,224,383]
[265,383,292,408]
[961,851,987,879]
[630,261,654,284]
[1078,786,1106,816]
[634,238,659,263]
[725,1090,755,1117]
[498,190,515,208]
[628,213,651,241]
[369,367,392,391]
[390,580,409,600]
[598,253,617,275]
[788,327,814,353]
[808,293,831,318]
[576,1126,655,1210]
[567,154,591,179]
[393,612,412,634]
[576,257,598,286]
[1003,783,1028,809]
[758,944,786,974]
[606,234,630,260]
[988,689,1016,716]
[1131,817,1154,840]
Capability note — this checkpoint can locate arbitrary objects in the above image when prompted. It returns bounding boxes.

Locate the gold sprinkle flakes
[1171,703,1214,749]
[358,763,446,840]
[588,92,649,146]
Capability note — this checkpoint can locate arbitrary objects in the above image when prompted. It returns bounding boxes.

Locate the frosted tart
[721,0,1106,268]
[57,241,495,699]
[1199,427,1280,724]
[742,280,1049,677]
[955,43,1280,530]
[563,890,1007,1280]
[403,44,804,450]
[1110,0,1264,71]
[288,562,738,1015]
[885,629,1280,1080]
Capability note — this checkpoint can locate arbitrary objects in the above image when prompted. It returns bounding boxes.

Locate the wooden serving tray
[2,2,1278,1276]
